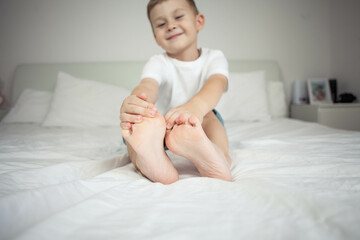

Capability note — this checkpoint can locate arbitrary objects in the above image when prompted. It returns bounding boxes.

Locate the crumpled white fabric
[1,119,360,240]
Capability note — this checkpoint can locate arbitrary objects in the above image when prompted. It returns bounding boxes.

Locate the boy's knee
[204,110,215,120]
[202,111,218,127]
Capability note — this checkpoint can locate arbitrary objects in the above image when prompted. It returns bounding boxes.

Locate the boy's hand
[165,104,204,130]
[120,93,157,130]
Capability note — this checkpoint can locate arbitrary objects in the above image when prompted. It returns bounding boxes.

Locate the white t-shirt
[141,48,229,115]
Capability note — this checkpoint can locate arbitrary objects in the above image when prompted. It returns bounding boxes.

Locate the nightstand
[290,103,360,131]
[0,108,9,121]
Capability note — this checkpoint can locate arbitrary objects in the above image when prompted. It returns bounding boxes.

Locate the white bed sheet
[1,119,360,240]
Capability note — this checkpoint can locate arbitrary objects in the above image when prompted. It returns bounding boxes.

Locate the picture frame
[307,78,333,104]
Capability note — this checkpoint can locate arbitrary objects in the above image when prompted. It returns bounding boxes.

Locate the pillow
[42,72,131,127]
[2,89,52,123]
[267,81,288,118]
[217,71,271,122]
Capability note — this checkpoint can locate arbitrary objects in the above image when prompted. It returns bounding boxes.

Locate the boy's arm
[120,78,159,129]
[165,74,227,129]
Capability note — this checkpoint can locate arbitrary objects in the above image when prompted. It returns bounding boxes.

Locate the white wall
[197,0,331,104]
[330,0,360,100]
[0,0,353,106]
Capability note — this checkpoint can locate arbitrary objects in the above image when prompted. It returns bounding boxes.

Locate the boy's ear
[196,14,205,31]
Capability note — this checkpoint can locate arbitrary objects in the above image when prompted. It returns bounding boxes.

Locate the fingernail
[152,106,158,111]
[167,123,172,129]
[149,110,155,116]
[136,115,142,121]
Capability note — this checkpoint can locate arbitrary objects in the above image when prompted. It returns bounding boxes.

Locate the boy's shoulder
[201,48,226,59]
[147,52,167,62]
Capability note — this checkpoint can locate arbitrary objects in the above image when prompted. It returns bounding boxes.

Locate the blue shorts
[122,109,224,150]
[212,109,225,126]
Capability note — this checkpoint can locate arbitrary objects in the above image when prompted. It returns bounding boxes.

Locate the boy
[120,0,232,184]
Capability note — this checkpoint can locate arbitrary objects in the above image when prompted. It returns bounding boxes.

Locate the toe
[122,129,131,142]
[188,115,199,127]
[176,113,188,125]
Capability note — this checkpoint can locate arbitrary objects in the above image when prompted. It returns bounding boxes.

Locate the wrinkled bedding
[1,119,360,240]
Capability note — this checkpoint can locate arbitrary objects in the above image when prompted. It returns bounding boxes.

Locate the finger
[137,93,148,101]
[166,111,181,129]
[120,113,143,123]
[122,104,156,118]
[124,95,156,111]
[164,108,176,122]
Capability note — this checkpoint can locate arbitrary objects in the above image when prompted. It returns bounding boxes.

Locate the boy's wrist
[186,96,209,118]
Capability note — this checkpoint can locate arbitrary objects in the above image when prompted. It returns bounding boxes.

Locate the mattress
[1,118,360,240]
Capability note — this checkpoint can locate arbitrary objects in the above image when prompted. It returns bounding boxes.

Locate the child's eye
[175,15,184,20]
[157,22,166,28]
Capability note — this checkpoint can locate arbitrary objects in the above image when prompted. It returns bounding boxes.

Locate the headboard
[11,60,283,105]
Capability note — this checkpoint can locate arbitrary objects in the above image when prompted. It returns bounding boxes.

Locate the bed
[1,60,360,240]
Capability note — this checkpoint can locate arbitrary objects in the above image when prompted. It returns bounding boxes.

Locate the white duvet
[1,119,360,240]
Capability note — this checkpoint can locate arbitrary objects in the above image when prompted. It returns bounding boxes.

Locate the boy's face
[149,0,204,57]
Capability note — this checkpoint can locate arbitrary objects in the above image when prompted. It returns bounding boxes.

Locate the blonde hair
[147,0,199,21]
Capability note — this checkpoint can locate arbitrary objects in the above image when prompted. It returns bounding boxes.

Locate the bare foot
[165,115,232,182]
[122,113,179,184]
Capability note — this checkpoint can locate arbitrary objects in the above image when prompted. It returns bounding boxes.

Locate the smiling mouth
[167,33,183,40]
